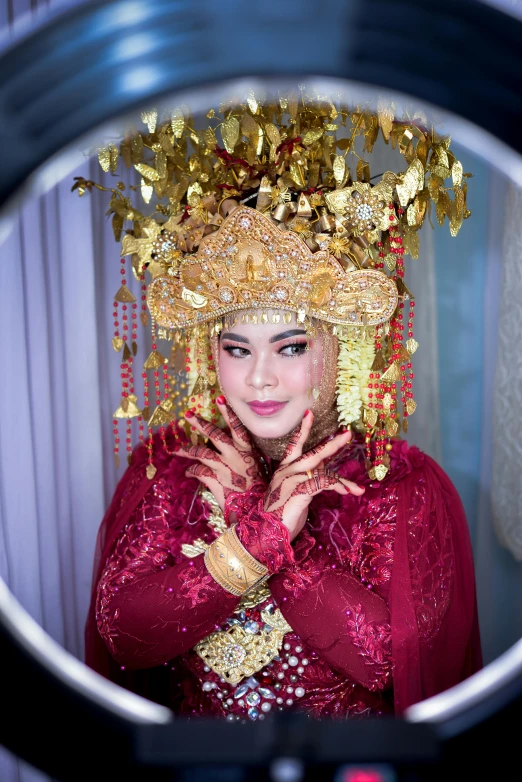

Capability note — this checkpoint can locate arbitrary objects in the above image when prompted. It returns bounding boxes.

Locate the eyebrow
[268,329,307,343]
[220,328,307,345]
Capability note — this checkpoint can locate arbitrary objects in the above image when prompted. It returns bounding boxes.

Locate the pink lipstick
[247,400,288,416]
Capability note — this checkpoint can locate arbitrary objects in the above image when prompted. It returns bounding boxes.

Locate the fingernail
[185,410,195,418]
[304,409,311,417]
[216,396,226,405]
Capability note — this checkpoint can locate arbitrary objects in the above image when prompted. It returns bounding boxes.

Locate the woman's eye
[279,343,308,357]
[223,345,251,358]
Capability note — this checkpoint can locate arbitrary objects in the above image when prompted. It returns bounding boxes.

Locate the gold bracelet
[204,525,269,597]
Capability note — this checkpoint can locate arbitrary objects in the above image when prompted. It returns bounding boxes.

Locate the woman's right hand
[263,411,365,542]
[176,397,266,512]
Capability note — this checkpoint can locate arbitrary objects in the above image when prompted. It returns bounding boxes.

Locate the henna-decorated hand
[177,396,266,512]
[263,410,365,542]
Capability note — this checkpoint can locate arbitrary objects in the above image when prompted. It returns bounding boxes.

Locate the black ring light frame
[1,1,522,778]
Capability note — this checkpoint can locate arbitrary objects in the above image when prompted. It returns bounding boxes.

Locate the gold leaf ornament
[365,407,378,427]
[114,284,136,303]
[98,147,111,173]
[141,179,154,204]
[171,107,185,139]
[405,398,417,416]
[247,91,258,114]
[356,160,371,183]
[406,338,419,355]
[396,159,425,207]
[140,109,158,133]
[381,362,401,382]
[377,101,395,141]
[113,394,141,419]
[370,463,389,481]
[148,398,176,427]
[302,128,323,146]
[221,116,240,153]
[451,160,463,187]
[144,350,167,369]
[112,336,124,352]
[333,155,346,188]
[386,417,399,437]
[265,123,281,151]
[134,163,161,182]
[98,145,119,174]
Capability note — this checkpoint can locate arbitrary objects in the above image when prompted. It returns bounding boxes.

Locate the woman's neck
[252,405,340,461]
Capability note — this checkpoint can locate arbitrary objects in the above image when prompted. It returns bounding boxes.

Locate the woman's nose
[246,353,278,390]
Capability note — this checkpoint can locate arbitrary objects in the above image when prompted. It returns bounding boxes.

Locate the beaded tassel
[113,258,139,467]
[112,284,120,467]
[138,277,148,447]
[145,320,158,479]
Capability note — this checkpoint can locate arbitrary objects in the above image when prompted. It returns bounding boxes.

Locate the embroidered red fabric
[85,428,481,718]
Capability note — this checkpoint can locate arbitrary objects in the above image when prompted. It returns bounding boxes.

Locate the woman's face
[217,311,324,439]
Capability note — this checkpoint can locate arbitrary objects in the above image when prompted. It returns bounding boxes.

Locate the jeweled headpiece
[147,206,398,330]
[73,90,471,480]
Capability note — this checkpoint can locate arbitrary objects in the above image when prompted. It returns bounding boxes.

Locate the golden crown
[73,90,471,477]
[147,206,398,331]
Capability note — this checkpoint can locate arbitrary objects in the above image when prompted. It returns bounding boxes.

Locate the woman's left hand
[262,412,365,542]
[176,397,266,511]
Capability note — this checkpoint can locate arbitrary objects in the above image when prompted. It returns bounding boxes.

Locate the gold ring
[306,469,313,480]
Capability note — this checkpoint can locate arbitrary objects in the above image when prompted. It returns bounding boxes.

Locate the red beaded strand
[208,350,218,423]
[389,217,411,432]
[146,321,157,470]
[113,288,120,467]
[138,277,148,446]
[125,272,139,464]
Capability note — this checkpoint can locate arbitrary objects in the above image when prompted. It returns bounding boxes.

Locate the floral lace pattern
[235,496,296,574]
[346,604,392,691]
[94,437,457,719]
[406,477,454,643]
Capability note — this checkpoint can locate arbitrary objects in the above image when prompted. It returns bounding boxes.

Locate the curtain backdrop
[1,1,522,780]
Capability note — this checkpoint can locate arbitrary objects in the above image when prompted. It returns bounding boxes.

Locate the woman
[84,97,482,720]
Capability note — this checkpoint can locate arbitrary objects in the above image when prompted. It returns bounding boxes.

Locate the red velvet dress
[85,430,482,720]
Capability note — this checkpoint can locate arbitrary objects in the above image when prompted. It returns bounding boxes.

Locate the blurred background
[1,0,522,779]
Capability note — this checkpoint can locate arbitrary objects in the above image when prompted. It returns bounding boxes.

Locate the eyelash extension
[279,341,308,357]
[222,345,251,358]
[222,340,309,358]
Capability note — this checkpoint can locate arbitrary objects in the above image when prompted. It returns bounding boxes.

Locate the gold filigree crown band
[148,206,398,330]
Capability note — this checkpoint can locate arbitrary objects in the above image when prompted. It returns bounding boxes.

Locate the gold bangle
[204,525,269,597]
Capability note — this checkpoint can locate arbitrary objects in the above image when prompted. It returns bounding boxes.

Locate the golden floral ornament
[121,216,185,278]
[194,605,293,685]
[147,206,398,330]
[325,176,398,239]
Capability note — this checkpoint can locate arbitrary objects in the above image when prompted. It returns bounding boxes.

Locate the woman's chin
[239,409,300,440]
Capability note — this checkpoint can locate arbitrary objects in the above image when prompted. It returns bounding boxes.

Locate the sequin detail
[94,437,454,720]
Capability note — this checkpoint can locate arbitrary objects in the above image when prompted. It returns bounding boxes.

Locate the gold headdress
[74,90,471,480]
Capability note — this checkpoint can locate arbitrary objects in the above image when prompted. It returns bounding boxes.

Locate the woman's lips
[246,400,288,416]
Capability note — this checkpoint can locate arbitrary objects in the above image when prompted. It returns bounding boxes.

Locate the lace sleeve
[96,476,238,669]
[269,547,392,692]
[407,474,454,643]
[235,496,296,573]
